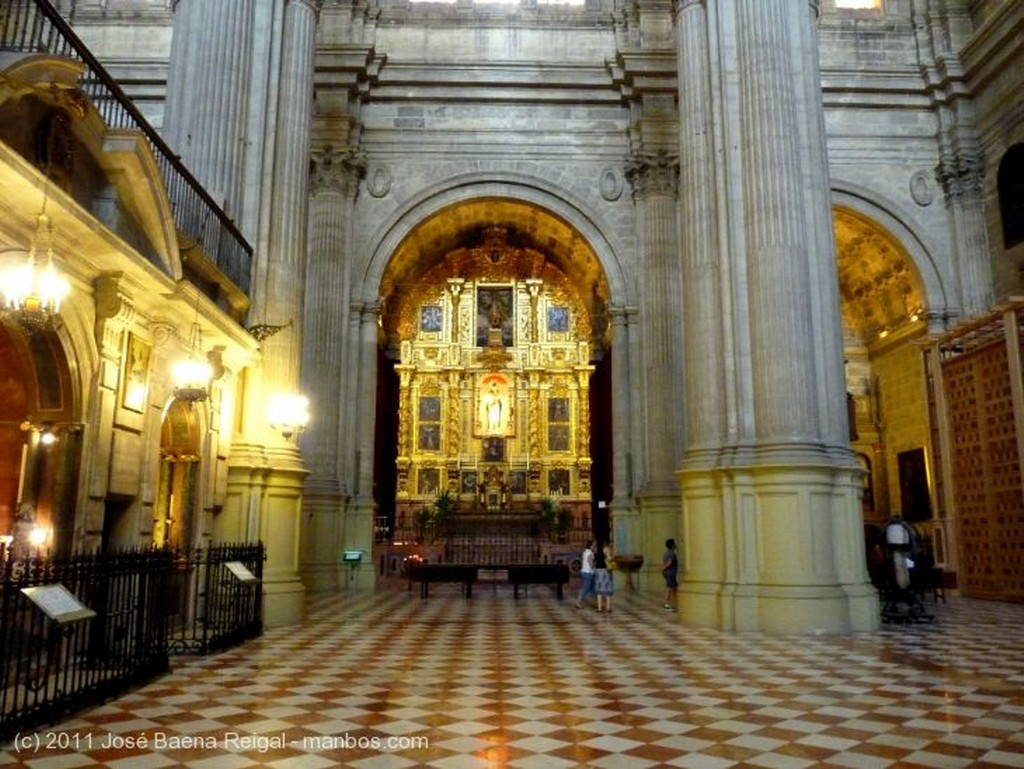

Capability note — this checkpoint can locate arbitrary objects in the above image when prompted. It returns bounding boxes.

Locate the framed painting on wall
[122,333,152,412]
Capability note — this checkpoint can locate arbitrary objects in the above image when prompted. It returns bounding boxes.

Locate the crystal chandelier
[0,212,71,332]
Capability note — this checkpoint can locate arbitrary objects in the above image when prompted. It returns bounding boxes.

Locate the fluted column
[625,151,683,494]
[737,0,817,443]
[299,146,365,591]
[261,0,320,398]
[678,0,727,456]
[302,147,366,492]
[249,0,321,627]
[675,0,877,633]
[164,0,254,218]
[937,151,993,318]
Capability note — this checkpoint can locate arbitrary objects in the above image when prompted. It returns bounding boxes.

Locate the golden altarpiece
[387,228,599,542]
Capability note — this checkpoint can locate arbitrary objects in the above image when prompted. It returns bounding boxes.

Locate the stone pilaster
[78,272,136,549]
[164,0,254,218]
[299,145,366,591]
[343,299,381,587]
[625,151,683,573]
[607,305,640,553]
[937,150,993,318]
[625,151,682,494]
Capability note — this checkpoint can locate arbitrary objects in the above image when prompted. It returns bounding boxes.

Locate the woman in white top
[575,539,595,609]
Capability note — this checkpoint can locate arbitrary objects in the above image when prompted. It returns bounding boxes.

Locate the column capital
[310,145,367,196]
[607,304,639,325]
[625,151,679,201]
[936,150,985,206]
[288,0,325,16]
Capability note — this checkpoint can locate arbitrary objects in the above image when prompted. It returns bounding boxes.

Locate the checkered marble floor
[3,583,1024,768]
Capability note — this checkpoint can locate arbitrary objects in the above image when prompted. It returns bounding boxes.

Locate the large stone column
[238,0,321,627]
[676,0,877,633]
[163,0,254,219]
[300,147,365,590]
[625,151,683,568]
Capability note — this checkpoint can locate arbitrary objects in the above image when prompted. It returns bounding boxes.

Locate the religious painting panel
[547,306,569,334]
[122,332,152,413]
[420,305,443,333]
[483,437,505,462]
[548,397,569,423]
[476,372,513,437]
[418,425,440,451]
[461,470,478,495]
[548,425,570,452]
[509,470,527,496]
[548,468,570,496]
[476,286,514,347]
[419,396,441,421]
[418,468,440,497]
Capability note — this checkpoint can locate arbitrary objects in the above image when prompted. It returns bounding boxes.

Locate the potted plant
[433,488,456,538]
[555,507,572,543]
[537,497,557,540]
[416,505,434,544]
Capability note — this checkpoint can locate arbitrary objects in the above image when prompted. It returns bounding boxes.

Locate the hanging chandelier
[0,213,71,332]
[172,298,213,404]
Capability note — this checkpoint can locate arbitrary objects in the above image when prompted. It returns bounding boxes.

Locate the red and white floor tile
[3,583,1024,768]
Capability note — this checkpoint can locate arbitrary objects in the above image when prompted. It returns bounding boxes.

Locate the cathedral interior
[1,0,1024,758]
[1,0,1023,624]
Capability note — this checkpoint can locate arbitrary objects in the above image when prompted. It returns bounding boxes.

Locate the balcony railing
[0,0,252,299]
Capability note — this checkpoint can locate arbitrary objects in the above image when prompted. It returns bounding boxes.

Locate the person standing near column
[575,538,595,609]
[594,541,614,613]
[662,538,678,611]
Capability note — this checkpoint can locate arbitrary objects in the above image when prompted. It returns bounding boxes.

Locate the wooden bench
[407,563,570,600]
[408,563,478,598]
[508,564,570,599]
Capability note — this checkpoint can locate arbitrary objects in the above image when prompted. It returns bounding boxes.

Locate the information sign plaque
[225,561,259,584]
[21,584,97,624]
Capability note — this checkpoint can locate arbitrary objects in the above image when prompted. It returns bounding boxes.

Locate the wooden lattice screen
[928,301,1024,601]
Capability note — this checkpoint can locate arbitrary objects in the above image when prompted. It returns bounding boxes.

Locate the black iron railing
[0,542,264,741]
[0,0,253,296]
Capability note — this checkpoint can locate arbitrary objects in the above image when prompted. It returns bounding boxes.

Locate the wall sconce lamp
[268,392,310,439]
[0,211,71,332]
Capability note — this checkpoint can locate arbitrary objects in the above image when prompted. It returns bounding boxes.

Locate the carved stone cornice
[936,150,985,206]
[625,151,679,201]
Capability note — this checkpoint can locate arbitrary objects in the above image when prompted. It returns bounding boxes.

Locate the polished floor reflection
[2,581,1024,768]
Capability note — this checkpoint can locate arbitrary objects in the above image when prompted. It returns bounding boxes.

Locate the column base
[263,575,307,628]
[677,451,880,633]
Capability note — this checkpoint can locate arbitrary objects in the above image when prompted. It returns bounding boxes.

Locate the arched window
[998,144,1024,249]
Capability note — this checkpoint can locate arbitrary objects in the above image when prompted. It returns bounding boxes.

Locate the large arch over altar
[367,189,625,564]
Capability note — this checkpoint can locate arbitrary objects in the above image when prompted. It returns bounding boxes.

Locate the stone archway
[833,205,947,580]
[152,400,202,551]
[373,197,615,554]
[0,321,79,557]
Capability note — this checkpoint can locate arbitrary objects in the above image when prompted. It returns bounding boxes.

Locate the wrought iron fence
[0,542,264,741]
[0,0,253,297]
